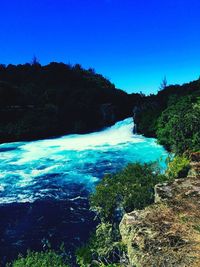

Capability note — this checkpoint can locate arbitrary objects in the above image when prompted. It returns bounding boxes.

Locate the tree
[31,55,40,66]
[159,76,168,91]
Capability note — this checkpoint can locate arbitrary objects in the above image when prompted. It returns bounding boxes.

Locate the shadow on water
[0,189,96,266]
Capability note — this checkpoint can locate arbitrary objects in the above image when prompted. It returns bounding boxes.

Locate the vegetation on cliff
[135,79,200,154]
[157,95,200,154]
[166,155,190,179]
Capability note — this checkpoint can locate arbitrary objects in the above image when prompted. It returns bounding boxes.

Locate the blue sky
[0,0,200,94]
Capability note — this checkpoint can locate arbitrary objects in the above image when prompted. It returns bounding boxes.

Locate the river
[0,117,168,265]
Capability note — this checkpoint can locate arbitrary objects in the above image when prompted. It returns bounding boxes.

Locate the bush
[90,163,167,223]
[76,223,126,267]
[166,156,190,179]
[8,250,69,267]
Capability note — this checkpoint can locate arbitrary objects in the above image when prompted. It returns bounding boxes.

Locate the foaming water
[0,118,168,204]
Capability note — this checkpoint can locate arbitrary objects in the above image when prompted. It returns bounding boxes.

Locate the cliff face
[120,153,200,267]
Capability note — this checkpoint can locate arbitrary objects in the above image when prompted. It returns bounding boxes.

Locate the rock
[190,152,200,162]
[100,103,116,125]
[120,156,200,267]
[154,182,174,203]
[189,152,200,177]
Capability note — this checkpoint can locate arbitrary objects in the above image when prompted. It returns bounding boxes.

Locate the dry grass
[121,182,200,266]
[138,203,200,267]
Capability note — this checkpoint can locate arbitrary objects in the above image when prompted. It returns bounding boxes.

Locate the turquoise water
[0,117,168,204]
[0,117,169,265]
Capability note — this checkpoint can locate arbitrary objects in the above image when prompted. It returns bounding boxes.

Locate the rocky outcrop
[120,153,200,267]
[100,103,116,125]
[189,152,200,177]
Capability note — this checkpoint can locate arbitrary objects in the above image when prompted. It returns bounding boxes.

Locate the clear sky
[0,0,200,94]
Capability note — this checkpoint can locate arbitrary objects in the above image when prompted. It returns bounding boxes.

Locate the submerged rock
[120,153,200,267]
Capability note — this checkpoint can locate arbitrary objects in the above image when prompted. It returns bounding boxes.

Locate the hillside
[0,62,141,143]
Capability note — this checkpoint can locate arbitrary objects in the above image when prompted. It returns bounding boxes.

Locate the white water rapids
[0,117,168,204]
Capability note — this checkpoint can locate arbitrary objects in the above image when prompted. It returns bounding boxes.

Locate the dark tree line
[0,62,142,143]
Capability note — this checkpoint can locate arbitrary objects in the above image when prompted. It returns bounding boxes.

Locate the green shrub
[90,162,167,223]
[166,156,190,179]
[8,250,69,267]
[99,264,120,267]
[76,223,126,267]
[76,244,93,267]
